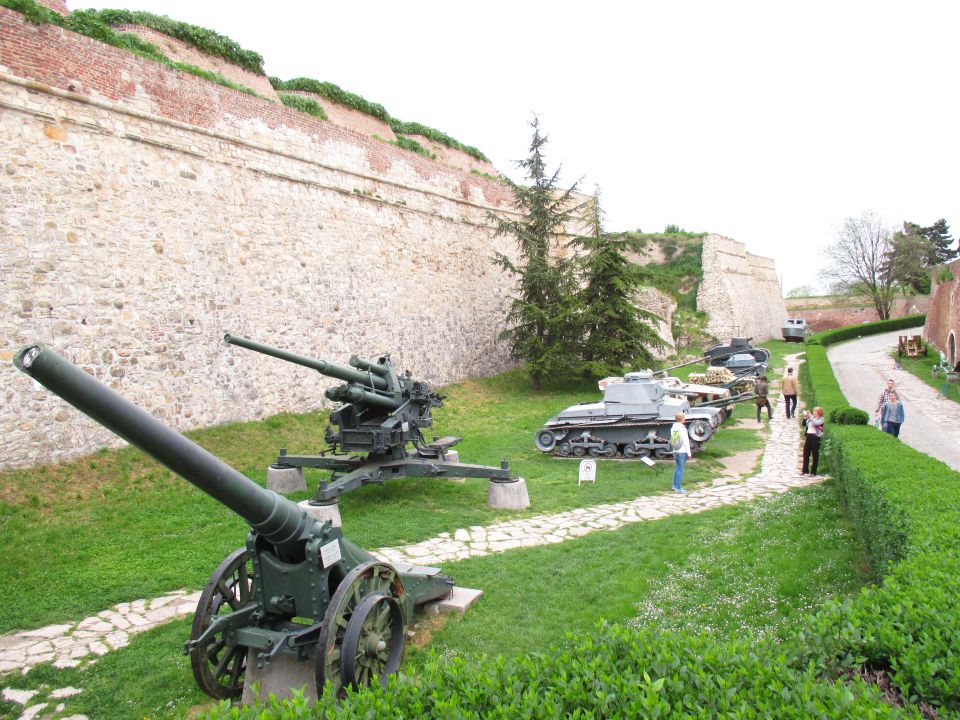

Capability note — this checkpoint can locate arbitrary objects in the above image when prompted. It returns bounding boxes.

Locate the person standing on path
[670,412,690,494]
[801,407,825,477]
[781,367,798,419]
[880,390,906,438]
[755,375,772,423]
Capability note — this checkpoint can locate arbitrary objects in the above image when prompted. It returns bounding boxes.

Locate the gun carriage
[223,335,514,502]
[14,344,456,700]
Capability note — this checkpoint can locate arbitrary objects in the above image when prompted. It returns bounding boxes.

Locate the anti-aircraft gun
[14,344,456,700]
[223,335,515,502]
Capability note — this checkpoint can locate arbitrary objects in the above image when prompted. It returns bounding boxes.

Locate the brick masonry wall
[696,234,785,342]
[112,24,279,101]
[925,259,960,364]
[785,295,931,333]
[36,0,67,15]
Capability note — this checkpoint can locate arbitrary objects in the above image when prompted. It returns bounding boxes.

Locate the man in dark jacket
[755,375,772,423]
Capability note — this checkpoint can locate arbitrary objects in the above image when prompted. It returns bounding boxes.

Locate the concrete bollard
[487,477,530,510]
[266,464,306,494]
[298,499,342,528]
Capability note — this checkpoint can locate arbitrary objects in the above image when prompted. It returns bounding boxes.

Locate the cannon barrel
[14,344,317,560]
[224,334,388,390]
[349,355,390,378]
[325,383,404,410]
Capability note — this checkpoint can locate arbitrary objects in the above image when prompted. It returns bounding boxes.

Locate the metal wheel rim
[316,561,405,699]
[535,429,557,452]
[557,442,572,456]
[341,592,405,691]
[189,547,253,699]
[689,420,710,442]
[573,446,586,457]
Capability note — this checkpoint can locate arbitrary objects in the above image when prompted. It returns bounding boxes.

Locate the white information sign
[578,459,597,486]
[320,539,342,568]
[640,456,656,468]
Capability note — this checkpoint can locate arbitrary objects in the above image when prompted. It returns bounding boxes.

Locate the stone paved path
[828,328,960,471]
[1,354,817,718]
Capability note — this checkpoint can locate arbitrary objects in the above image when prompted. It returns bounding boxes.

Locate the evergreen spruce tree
[573,189,665,378]
[916,218,957,264]
[492,117,583,390]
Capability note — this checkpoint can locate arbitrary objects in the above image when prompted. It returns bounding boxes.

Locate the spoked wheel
[316,561,406,698]
[341,592,405,691]
[189,548,254,699]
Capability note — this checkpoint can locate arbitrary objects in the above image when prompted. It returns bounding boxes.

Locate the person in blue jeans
[670,412,690,494]
[881,391,905,437]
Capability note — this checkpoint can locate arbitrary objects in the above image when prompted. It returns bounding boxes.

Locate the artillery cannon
[223,335,516,502]
[14,344,456,700]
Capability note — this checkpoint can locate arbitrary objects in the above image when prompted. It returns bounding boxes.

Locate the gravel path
[827,328,960,471]
[1,354,818,717]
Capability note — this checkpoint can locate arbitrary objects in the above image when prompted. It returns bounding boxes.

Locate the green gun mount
[224,334,515,502]
[14,344,454,700]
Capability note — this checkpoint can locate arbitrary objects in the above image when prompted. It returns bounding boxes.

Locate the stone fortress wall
[0,8,518,468]
[696,234,786,343]
[925,258,960,366]
[0,8,786,469]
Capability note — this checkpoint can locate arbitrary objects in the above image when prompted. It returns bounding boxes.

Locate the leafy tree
[821,211,896,319]
[492,118,584,390]
[785,284,820,298]
[572,190,665,378]
[884,226,934,294]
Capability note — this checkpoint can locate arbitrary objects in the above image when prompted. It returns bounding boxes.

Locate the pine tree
[492,118,583,390]
[572,190,665,378]
[916,218,957,264]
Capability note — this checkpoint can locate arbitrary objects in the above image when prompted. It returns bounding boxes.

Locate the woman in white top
[801,407,825,477]
[670,412,691,494]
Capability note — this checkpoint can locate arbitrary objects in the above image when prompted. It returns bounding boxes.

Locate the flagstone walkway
[1,354,818,718]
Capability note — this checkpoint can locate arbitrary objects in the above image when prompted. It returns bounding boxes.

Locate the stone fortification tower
[697,234,786,342]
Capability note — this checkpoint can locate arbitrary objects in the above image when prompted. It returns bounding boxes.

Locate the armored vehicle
[534,371,722,459]
[782,318,808,343]
[704,337,770,367]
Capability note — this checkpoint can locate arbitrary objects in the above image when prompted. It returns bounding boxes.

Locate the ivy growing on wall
[90,9,265,75]
[278,93,328,120]
[270,76,489,162]
[1,0,264,98]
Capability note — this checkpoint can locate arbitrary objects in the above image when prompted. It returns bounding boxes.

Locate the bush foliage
[278,93,328,120]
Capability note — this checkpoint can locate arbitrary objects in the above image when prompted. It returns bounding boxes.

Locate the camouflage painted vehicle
[534,371,723,459]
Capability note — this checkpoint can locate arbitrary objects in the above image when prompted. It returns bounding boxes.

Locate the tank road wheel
[557,442,572,457]
[535,429,557,452]
[623,445,649,459]
[590,441,616,458]
[573,446,586,457]
[189,547,254,699]
[688,420,711,443]
[316,561,406,699]
[341,592,405,691]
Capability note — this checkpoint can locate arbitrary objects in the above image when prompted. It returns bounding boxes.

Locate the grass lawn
[1,337,860,719]
[893,349,960,404]
[2,482,871,720]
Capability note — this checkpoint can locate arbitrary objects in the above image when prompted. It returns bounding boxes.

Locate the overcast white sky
[72,0,960,295]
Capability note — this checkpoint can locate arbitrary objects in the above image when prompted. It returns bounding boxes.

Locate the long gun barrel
[224,334,388,391]
[14,344,316,559]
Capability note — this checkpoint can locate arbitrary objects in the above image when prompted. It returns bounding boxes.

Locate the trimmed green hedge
[389,119,489,162]
[796,315,960,712]
[807,314,926,347]
[204,625,905,719]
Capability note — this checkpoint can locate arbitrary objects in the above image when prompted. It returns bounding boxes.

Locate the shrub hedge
[278,93,328,120]
[205,316,957,717]
[797,314,960,713]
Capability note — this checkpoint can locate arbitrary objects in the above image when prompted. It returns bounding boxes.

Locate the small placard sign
[320,539,342,568]
[640,456,656,468]
[578,459,597,486]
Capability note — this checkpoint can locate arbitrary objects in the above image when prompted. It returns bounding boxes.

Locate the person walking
[874,378,900,424]
[801,407,825,477]
[880,390,905,438]
[781,367,798,419]
[755,375,772,423]
[670,412,690,494]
